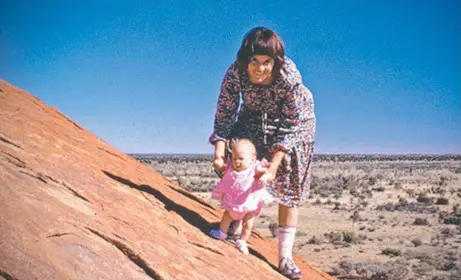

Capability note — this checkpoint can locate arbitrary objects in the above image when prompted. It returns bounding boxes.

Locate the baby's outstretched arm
[254,158,270,180]
[259,151,285,184]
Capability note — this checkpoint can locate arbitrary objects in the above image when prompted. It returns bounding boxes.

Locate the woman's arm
[213,140,227,173]
[270,150,286,171]
[269,58,316,154]
[260,85,315,184]
[209,62,241,144]
[261,60,316,183]
[274,83,316,153]
[210,62,241,173]
[214,140,227,160]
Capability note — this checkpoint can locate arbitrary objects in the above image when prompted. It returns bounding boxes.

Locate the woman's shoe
[279,257,302,279]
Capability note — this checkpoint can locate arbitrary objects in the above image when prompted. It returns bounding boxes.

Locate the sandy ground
[194,175,461,280]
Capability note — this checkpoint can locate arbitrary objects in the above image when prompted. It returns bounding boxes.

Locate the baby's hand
[259,166,277,185]
[255,164,268,179]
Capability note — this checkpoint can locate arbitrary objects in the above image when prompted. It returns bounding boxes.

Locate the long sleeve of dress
[209,62,242,144]
[272,62,316,153]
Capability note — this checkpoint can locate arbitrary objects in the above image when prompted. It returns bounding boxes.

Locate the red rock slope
[0,79,334,280]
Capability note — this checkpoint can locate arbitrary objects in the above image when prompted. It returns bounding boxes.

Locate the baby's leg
[210,210,233,240]
[234,213,256,254]
[240,213,256,241]
[219,210,233,233]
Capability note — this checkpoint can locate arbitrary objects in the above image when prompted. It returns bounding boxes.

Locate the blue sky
[1,0,460,154]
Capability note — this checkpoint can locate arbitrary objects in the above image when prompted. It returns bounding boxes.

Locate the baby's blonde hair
[231,138,256,157]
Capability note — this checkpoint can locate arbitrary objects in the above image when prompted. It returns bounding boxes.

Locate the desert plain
[133,154,461,280]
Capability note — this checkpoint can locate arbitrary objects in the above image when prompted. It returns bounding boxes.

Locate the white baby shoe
[235,239,249,255]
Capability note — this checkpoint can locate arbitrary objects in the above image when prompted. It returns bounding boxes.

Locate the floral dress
[209,57,316,207]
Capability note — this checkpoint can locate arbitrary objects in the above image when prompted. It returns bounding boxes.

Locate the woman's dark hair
[237,27,285,77]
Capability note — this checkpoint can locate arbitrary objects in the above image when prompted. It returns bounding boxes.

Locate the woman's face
[247,55,274,85]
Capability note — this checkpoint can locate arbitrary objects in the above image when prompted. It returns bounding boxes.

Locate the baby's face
[231,143,255,172]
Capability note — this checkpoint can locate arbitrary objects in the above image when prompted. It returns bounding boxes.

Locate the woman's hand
[213,140,227,176]
[213,156,227,174]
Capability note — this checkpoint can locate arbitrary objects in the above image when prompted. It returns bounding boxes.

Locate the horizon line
[128,152,461,156]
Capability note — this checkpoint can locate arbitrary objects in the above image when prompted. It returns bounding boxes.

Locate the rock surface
[0,79,333,280]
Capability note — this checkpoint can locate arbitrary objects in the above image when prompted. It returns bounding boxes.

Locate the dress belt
[238,109,288,145]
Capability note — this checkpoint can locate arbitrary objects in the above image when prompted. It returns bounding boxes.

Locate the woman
[209,27,316,279]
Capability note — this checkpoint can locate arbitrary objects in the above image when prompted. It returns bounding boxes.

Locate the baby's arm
[211,189,225,200]
[254,158,269,178]
[211,165,233,200]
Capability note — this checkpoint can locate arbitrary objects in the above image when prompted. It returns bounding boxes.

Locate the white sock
[278,226,296,260]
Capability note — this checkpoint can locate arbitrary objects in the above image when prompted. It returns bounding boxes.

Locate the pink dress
[211,159,274,220]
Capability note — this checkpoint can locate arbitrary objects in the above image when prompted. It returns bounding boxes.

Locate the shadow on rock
[103,170,213,235]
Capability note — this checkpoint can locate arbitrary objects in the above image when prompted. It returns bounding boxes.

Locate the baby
[209,138,274,254]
